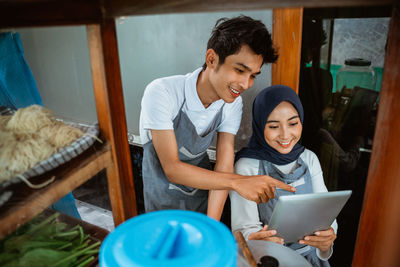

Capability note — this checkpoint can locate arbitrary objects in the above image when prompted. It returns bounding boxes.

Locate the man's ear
[205,49,219,69]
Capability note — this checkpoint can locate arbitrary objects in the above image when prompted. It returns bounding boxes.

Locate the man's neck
[196,68,220,108]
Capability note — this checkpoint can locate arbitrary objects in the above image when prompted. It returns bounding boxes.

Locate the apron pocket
[168,183,199,196]
[289,177,306,188]
[179,146,206,159]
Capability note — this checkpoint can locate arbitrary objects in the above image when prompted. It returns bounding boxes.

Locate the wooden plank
[0,142,112,239]
[87,20,137,226]
[0,0,102,28]
[104,0,394,17]
[272,7,303,93]
[352,5,400,267]
[234,231,258,267]
[0,0,394,26]
[303,5,392,19]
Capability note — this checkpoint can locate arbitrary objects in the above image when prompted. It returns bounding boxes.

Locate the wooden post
[234,231,258,267]
[352,5,400,267]
[87,19,137,226]
[272,7,303,94]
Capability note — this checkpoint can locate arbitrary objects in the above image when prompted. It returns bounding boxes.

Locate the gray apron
[257,158,330,267]
[142,100,223,214]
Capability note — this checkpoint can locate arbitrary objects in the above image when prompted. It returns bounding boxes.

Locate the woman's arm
[230,158,282,244]
[230,189,262,239]
[230,158,263,237]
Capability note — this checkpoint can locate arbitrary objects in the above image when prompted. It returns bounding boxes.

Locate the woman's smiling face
[263,101,302,154]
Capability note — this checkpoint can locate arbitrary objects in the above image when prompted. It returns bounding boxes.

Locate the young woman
[230,85,337,267]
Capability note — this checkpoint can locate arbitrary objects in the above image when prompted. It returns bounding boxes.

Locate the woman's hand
[299,227,336,251]
[248,225,284,245]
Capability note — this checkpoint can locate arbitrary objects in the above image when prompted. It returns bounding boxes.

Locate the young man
[140,15,295,220]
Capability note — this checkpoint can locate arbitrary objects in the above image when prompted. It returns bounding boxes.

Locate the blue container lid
[100,210,237,267]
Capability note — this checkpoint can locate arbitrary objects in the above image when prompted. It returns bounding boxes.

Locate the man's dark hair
[202,15,278,70]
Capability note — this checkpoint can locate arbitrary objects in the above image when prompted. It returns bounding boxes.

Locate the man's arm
[207,132,235,220]
[151,129,296,202]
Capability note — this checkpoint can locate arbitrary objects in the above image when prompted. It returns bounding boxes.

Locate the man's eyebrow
[236,63,261,75]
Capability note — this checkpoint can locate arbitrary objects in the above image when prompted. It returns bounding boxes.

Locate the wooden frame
[87,19,137,226]
[0,1,399,266]
[352,5,400,266]
[272,7,303,93]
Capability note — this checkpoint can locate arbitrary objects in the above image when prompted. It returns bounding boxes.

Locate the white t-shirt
[230,149,337,260]
[140,68,243,145]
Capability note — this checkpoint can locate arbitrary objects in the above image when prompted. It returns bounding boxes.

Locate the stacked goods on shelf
[0,105,100,191]
[0,105,84,184]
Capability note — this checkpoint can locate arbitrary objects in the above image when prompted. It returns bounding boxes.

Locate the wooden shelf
[0,142,112,239]
[0,0,393,27]
[104,0,394,17]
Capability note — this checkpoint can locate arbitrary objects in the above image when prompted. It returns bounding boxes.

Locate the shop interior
[0,1,398,266]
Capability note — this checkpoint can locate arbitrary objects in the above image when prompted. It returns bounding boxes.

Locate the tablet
[268,190,352,243]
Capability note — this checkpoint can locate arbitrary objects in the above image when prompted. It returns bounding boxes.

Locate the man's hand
[299,227,336,251]
[248,225,284,245]
[233,175,296,203]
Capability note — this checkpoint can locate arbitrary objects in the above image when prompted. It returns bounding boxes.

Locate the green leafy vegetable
[0,212,101,267]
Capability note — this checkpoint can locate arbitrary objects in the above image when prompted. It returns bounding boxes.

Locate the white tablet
[268,190,352,243]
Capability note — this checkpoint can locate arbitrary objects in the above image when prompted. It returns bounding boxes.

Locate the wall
[331,18,390,68]
[19,10,273,150]
[18,26,97,124]
[320,17,390,92]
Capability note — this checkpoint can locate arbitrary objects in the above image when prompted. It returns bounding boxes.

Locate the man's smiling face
[209,44,263,103]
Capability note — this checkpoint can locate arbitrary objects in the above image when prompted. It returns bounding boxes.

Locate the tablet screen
[268,190,352,243]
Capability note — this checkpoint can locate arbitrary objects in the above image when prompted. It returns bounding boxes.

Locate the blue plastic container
[100,210,237,267]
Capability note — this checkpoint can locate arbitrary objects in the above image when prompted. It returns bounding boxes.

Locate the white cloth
[230,149,337,260]
[140,68,243,145]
